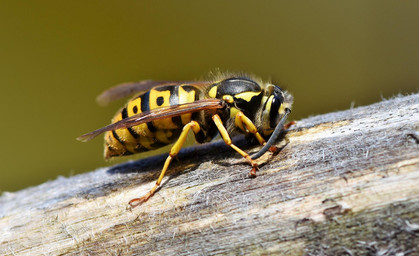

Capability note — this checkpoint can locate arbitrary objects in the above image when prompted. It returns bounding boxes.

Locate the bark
[1,93,418,256]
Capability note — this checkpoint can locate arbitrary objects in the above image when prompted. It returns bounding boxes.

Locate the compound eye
[269,95,281,128]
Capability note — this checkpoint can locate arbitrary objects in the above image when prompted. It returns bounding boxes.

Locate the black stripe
[172,116,183,127]
[106,144,116,152]
[141,92,157,132]
[121,107,128,119]
[153,85,177,92]
[146,122,157,132]
[194,130,206,143]
[127,127,140,138]
[166,130,182,141]
[121,107,140,138]
[180,85,195,93]
[141,91,150,112]
[122,151,133,156]
[150,140,171,149]
[112,130,125,146]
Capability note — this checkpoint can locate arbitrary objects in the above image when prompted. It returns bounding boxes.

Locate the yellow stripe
[179,86,195,125]
[234,91,261,102]
[155,130,174,144]
[208,86,217,98]
[149,89,178,129]
[112,112,137,152]
[104,131,125,157]
[139,135,155,150]
[127,97,153,137]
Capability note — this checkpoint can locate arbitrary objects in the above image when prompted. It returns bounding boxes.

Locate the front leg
[235,111,278,153]
[212,114,259,177]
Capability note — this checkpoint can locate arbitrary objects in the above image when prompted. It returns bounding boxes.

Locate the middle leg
[212,114,259,177]
[235,111,278,153]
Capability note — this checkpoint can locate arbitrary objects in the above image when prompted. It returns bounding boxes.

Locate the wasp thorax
[209,78,264,119]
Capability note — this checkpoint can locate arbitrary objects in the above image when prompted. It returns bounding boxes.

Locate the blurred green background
[0,1,418,192]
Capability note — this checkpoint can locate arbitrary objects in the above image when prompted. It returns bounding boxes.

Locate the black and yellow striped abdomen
[105,84,200,158]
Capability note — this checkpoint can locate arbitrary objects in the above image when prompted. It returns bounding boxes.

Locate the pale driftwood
[1,93,419,256]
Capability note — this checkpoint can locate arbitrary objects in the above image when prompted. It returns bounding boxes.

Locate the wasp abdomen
[104,84,200,158]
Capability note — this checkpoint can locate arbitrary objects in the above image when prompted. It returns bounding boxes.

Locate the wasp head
[259,84,293,137]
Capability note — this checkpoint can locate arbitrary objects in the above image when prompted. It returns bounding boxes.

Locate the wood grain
[1,93,418,255]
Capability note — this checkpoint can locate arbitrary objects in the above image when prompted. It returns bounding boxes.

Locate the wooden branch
[1,93,418,255]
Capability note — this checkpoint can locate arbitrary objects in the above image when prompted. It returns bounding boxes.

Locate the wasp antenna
[251,108,291,159]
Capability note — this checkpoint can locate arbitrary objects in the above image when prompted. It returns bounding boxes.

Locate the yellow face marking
[234,91,261,102]
[261,95,274,131]
[208,86,217,98]
[262,95,274,117]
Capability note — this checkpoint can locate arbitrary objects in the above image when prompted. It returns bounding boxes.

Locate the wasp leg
[129,121,201,208]
[235,111,266,145]
[235,111,278,153]
[284,121,296,130]
[212,114,259,177]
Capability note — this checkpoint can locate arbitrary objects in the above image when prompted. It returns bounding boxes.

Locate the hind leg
[129,121,201,208]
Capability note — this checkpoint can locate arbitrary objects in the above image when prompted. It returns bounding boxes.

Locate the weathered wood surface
[1,93,418,255]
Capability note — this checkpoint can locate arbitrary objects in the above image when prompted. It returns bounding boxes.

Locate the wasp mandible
[78,73,293,207]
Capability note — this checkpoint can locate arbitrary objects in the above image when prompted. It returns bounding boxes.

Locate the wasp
[77,73,293,207]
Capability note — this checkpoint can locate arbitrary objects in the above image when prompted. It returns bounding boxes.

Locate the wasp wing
[96,80,178,106]
[77,98,225,142]
[96,80,210,106]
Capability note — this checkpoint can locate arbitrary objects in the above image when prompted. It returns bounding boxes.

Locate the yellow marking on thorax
[222,95,234,103]
[149,89,178,129]
[234,91,261,102]
[208,86,217,98]
[179,86,195,125]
